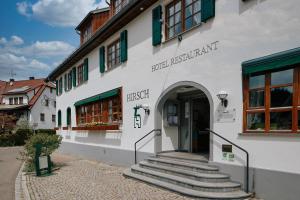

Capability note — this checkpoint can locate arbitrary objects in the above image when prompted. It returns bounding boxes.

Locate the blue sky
[0,0,107,81]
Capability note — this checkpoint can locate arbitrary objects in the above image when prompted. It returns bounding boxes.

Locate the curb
[15,162,31,200]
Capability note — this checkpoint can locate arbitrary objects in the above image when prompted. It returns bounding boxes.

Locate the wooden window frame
[77,64,84,86]
[165,0,201,40]
[243,66,300,133]
[19,97,23,105]
[75,90,122,126]
[107,39,121,70]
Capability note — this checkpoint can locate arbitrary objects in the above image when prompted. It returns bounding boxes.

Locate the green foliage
[24,133,62,159]
[0,129,33,147]
[36,129,56,135]
[14,116,32,131]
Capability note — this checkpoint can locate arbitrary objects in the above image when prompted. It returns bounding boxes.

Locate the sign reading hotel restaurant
[151,41,219,72]
[127,89,150,102]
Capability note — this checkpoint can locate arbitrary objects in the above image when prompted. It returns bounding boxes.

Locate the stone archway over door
[154,81,214,160]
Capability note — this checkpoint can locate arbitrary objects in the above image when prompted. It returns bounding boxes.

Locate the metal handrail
[134,129,161,164]
[206,129,250,193]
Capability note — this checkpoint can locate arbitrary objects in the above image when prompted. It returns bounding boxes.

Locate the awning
[74,88,119,107]
[242,47,300,75]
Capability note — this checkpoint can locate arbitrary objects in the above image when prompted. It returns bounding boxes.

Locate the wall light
[217,91,228,108]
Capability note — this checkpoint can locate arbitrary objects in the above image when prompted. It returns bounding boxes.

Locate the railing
[134,129,161,164]
[206,129,250,193]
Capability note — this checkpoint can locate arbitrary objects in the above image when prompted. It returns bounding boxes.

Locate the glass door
[179,101,190,152]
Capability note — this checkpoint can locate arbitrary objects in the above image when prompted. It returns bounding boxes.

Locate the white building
[0,78,56,129]
[48,0,300,199]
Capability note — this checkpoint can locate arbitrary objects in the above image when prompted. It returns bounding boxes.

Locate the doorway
[178,91,210,154]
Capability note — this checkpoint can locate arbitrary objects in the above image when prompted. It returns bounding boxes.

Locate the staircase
[123,152,252,199]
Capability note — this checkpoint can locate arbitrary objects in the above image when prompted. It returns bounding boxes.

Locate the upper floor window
[14,97,18,105]
[166,0,201,39]
[83,23,92,43]
[107,39,120,69]
[77,64,84,85]
[67,71,72,91]
[19,97,23,104]
[114,0,129,14]
[45,99,49,107]
[9,98,13,105]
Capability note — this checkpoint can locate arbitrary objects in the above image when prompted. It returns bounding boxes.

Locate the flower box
[72,124,119,131]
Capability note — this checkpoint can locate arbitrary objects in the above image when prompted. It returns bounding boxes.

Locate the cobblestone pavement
[26,153,194,200]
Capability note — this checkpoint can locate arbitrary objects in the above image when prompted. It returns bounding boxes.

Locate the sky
[0,0,107,81]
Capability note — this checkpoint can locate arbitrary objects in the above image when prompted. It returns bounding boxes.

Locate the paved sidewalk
[26,153,193,200]
[0,146,23,200]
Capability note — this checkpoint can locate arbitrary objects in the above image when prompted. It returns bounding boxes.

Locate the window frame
[77,64,84,86]
[243,66,300,133]
[52,114,56,123]
[19,97,23,104]
[40,113,45,122]
[165,0,202,40]
[107,39,121,70]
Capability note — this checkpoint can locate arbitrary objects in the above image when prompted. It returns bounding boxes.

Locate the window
[83,23,92,43]
[166,0,201,39]
[114,0,129,14]
[244,68,299,132]
[52,115,56,123]
[9,98,13,105]
[50,88,53,93]
[107,39,121,69]
[54,101,56,108]
[19,97,23,104]
[77,64,84,85]
[14,97,18,105]
[45,99,49,107]
[40,113,45,122]
[76,92,122,126]
[67,71,72,90]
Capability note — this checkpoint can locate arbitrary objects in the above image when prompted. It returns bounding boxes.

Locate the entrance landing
[157,152,209,162]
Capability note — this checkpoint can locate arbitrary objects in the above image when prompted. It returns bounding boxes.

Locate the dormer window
[114,0,129,15]
[83,23,92,43]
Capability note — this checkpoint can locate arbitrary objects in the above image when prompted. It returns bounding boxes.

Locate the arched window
[57,110,62,127]
[67,107,71,127]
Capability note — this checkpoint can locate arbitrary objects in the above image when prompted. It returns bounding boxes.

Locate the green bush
[36,129,56,135]
[23,133,62,172]
[0,129,33,147]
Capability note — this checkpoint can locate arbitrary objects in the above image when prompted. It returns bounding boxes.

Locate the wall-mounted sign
[127,89,150,102]
[222,144,232,153]
[216,109,236,123]
[151,41,219,72]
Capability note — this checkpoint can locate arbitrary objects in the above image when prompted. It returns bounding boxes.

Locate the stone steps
[139,161,230,182]
[123,154,252,199]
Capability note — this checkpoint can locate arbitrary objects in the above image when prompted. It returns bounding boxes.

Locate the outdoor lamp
[217,91,228,108]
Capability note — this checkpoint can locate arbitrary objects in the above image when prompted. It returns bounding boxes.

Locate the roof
[28,85,46,109]
[2,79,45,95]
[48,0,157,81]
[0,104,28,111]
[75,7,110,31]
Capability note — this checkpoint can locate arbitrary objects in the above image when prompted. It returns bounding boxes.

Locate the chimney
[9,79,14,86]
[29,77,35,80]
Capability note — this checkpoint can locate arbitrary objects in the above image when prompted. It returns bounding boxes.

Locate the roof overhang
[0,104,29,111]
[47,0,158,81]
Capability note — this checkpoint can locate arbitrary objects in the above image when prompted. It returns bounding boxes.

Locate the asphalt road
[0,146,23,200]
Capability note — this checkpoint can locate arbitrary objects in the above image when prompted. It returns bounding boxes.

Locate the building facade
[48,0,300,199]
[0,78,56,130]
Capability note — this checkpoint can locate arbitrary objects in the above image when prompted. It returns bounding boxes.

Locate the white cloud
[10,36,24,46]
[17,0,108,27]
[0,37,7,45]
[0,53,49,70]
[16,1,31,17]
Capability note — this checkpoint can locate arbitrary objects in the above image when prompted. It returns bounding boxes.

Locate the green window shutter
[66,108,71,126]
[69,72,72,90]
[64,74,67,91]
[120,30,128,62]
[72,67,77,87]
[59,78,63,94]
[99,46,105,73]
[152,5,162,46]
[56,80,59,95]
[201,0,215,22]
[58,110,61,127]
[84,58,89,81]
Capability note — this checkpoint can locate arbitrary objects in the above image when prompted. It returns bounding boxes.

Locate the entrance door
[179,96,210,153]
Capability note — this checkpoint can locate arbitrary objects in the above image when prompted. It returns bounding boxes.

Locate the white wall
[3,94,29,105]
[56,0,300,174]
[30,87,56,129]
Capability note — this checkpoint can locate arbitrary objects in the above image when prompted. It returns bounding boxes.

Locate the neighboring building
[48,0,300,199]
[0,78,56,129]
